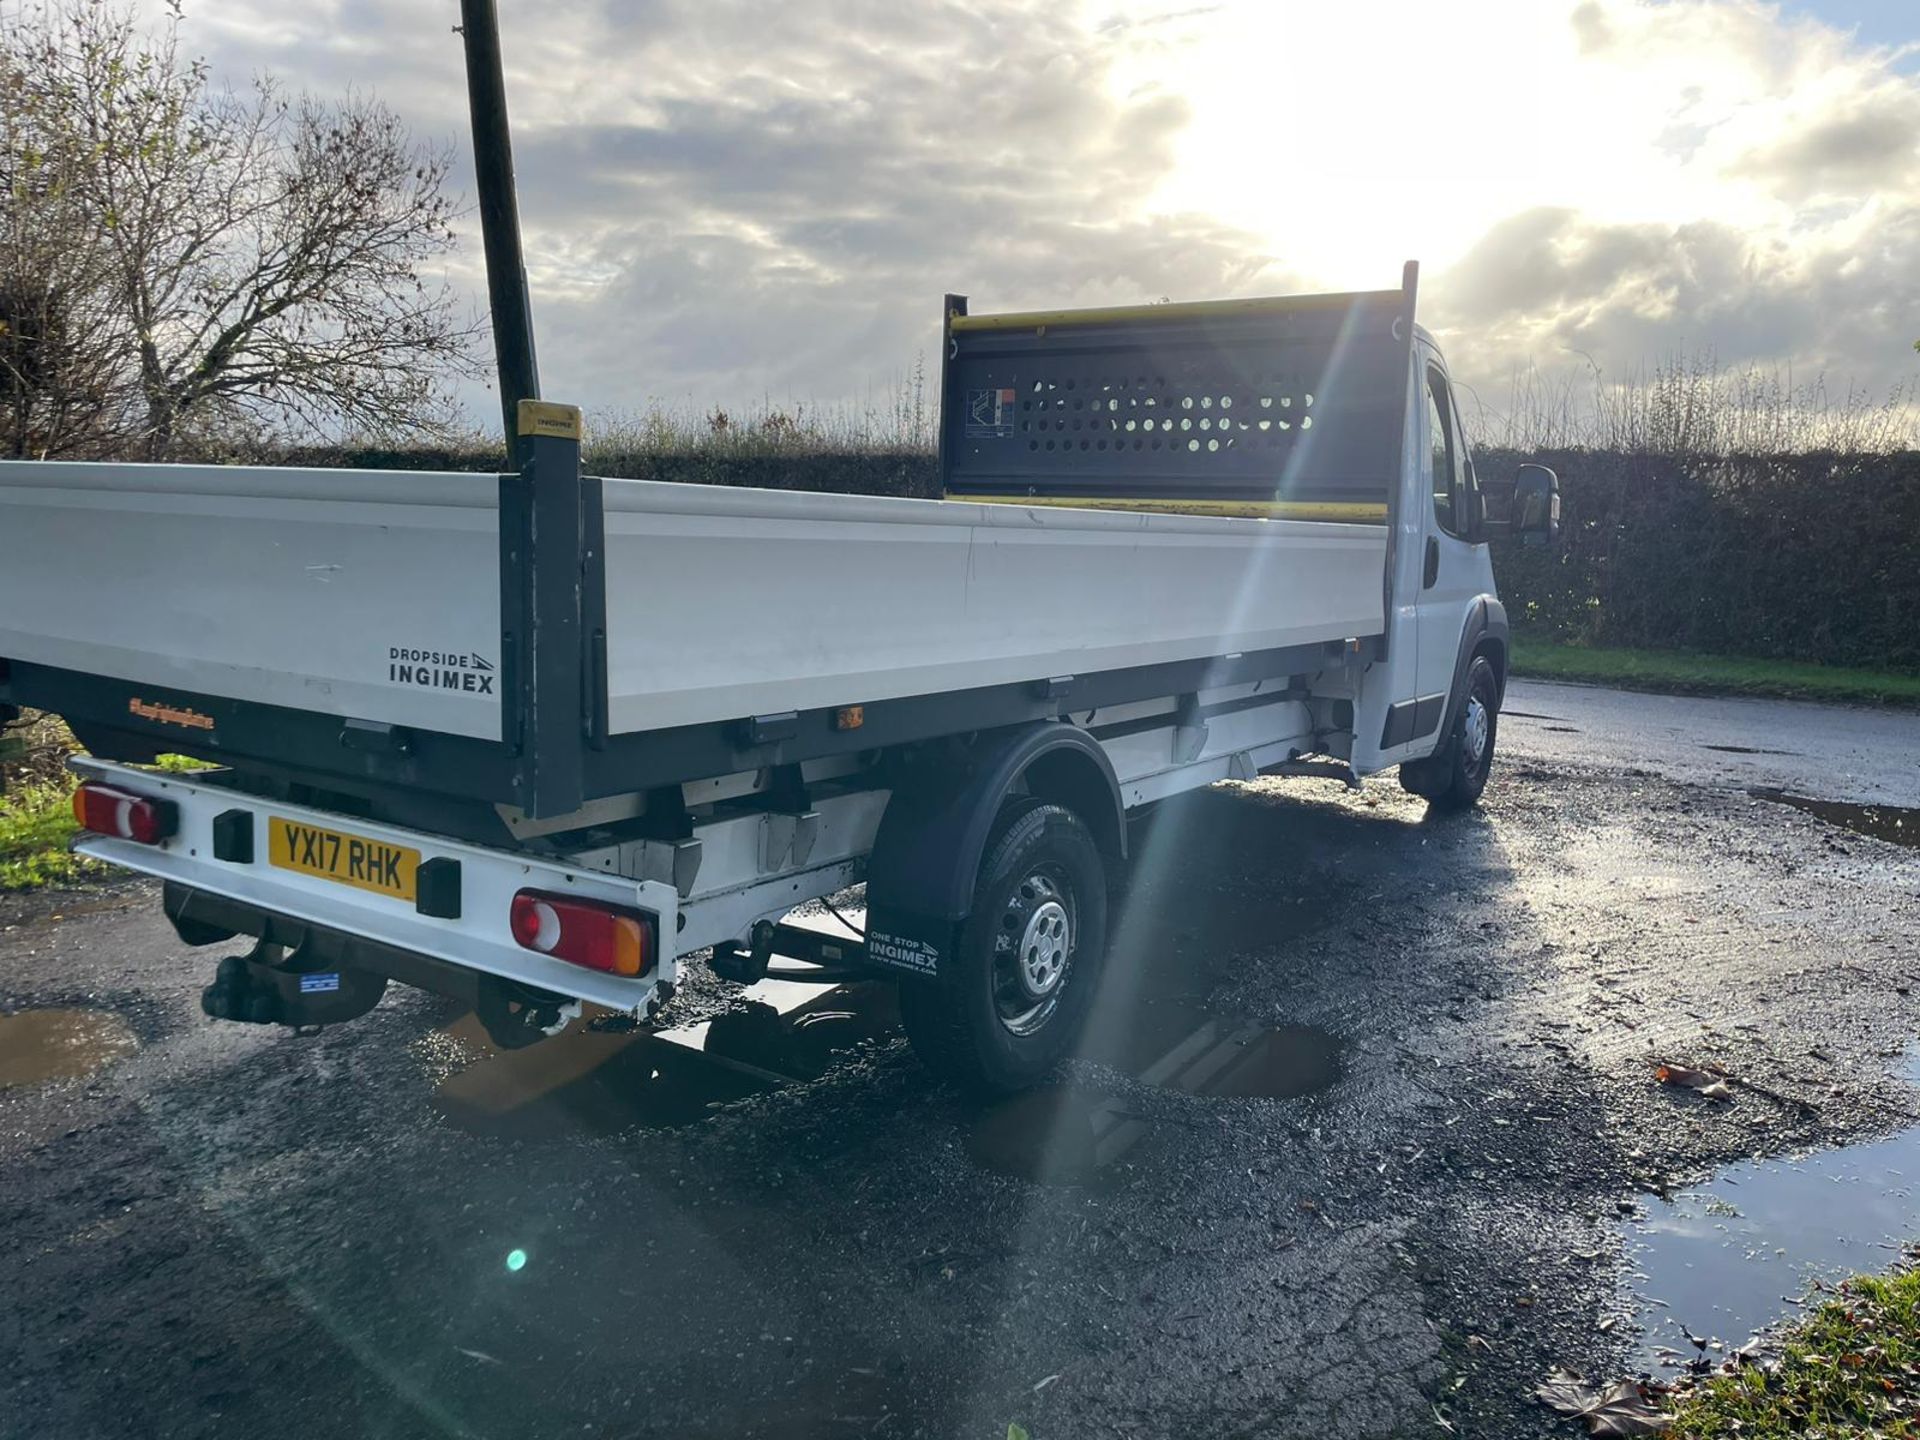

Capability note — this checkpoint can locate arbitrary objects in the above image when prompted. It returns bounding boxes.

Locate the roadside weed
[1666,1267,1920,1438]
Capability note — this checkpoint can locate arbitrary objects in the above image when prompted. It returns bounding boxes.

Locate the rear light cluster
[72,783,177,845]
[509,889,655,978]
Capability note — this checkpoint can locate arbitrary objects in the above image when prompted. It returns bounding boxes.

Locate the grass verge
[1,711,211,890]
[1,712,93,889]
[1511,638,1920,707]
[1666,1265,1920,1438]
[0,780,105,889]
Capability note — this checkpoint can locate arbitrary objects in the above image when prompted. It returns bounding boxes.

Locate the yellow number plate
[269,818,419,902]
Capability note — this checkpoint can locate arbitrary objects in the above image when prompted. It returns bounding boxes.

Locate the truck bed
[2,282,1414,814]
[0,462,1385,738]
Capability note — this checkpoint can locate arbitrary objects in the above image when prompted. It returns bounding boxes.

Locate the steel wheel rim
[992,868,1075,1037]
[1463,693,1491,770]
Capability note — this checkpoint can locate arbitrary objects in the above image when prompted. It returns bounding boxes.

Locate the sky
[165,0,1920,436]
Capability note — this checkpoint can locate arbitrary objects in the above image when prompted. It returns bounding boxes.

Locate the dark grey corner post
[936,293,967,499]
[501,400,598,819]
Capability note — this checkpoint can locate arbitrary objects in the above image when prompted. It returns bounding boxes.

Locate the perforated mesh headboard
[939,268,1417,521]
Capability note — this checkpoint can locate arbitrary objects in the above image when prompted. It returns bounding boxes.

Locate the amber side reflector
[834,705,865,732]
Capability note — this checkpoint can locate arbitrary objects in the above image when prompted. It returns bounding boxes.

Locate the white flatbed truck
[0,272,1558,1091]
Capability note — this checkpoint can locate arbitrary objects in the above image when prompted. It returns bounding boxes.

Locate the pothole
[0,1008,139,1088]
[1750,788,1920,848]
[963,1086,1139,1189]
[1081,1002,1343,1100]
[968,1014,1343,1186]
[1135,1017,1342,1098]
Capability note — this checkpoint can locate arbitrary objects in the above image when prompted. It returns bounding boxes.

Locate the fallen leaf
[1655,1061,1734,1102]
[1008,1425,1030,1440]
[1535,1369,1675,1437]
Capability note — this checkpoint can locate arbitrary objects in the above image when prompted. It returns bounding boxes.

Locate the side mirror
[1513,463,1559,547]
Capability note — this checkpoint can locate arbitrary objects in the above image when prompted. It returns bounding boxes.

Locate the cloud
[1431,203,1920,408]
[1569,0,1613,54]
[152,0,1920,431]
[482,0,1300,410]
[1418,0,1920,413]
[1731,89,1920,201]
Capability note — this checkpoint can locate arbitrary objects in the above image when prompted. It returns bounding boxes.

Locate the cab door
[1410,352,1488,742]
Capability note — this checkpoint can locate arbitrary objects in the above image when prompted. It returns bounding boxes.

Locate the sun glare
[1110,0,1817,288]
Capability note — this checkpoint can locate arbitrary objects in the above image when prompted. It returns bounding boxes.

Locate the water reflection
[1623,1123,1920,1368]
[0,1008,138,1088]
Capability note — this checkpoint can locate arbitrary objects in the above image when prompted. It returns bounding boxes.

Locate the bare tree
[0,34,136,457]
[5,0,482,458]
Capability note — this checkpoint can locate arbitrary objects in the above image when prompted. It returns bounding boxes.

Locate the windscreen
[941,285,1414,520]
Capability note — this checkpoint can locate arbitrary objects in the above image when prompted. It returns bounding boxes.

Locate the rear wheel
[898,799,1109,1095]
[1399,654,1500,812]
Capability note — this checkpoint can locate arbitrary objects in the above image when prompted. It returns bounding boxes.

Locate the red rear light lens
[509,890,654,978]
[72,783,177,845]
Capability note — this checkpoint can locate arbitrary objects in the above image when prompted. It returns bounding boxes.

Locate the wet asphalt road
[3,680,1918,1440]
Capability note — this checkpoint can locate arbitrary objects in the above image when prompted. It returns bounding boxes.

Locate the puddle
[1750,789,1920,848]
[968,1014,1343,1186]
[1622,1122,1920,1368]
[0,1008,139,1088]
[431,979,898,1137]
[964,1086,1143,1188]
[1703,744,1791,756]
[1082,1000,1342,1100]
[1133,1016,1341,1099]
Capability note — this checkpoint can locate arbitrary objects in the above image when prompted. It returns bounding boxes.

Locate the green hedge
[1484,448,1920,673]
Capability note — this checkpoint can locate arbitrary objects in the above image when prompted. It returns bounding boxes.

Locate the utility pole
[457,0,541,449]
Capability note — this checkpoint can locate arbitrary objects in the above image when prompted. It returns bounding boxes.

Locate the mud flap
[864,914,952,979]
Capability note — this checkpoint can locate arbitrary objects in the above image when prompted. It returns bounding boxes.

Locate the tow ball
[200,941,387,1032]
[471,974,585,1050]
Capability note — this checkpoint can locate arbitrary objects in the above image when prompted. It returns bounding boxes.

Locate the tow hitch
[200,942,388,1032]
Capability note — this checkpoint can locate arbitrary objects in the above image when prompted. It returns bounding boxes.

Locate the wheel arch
[1446,596,1509,731]
[1472,628,1509,706]
[863,722,1124,979]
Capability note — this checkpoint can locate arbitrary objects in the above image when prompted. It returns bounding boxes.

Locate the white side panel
[600,481,1387,735]
[0,462,502,739]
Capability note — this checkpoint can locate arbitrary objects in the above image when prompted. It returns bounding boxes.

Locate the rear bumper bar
[70,759,679,1013]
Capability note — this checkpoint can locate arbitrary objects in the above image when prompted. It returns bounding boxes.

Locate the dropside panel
[597,481,1388,736]
[0,463,504,740]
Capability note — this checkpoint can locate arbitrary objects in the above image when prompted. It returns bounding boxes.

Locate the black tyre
[898,799,1109,1096]
[1399,654,1500,812]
